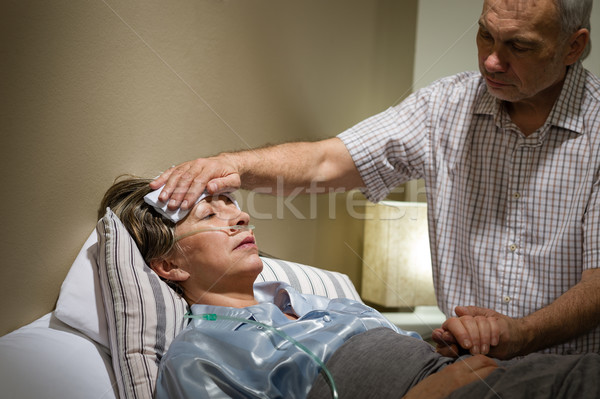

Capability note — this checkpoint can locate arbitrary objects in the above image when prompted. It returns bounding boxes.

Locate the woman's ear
[150,258,190,282]
[564,28,590,65]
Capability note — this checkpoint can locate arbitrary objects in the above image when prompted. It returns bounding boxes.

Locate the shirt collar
[473,62,586,135]
[188,282,318,327]
[547,61,585,134]
[474,80,498,116]
[253,281,318,317]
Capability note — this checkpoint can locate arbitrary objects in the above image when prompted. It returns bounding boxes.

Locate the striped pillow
[97,209,188,399]
[97,209,361,399]
[258,257,361,302]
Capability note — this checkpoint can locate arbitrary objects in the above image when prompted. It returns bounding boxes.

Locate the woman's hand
[150,155,241,211]
[432,306,528,359]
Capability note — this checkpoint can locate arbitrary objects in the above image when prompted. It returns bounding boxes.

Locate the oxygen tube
[184,313,339,399]
[175,225,256,241]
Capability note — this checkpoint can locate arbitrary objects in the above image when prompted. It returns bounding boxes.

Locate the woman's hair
[98,176,176,265]
[556,0,592,60]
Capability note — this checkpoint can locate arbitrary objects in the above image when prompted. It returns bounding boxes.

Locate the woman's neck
[185,289,258,308]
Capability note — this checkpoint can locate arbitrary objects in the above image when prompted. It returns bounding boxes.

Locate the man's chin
[485,84,519,102]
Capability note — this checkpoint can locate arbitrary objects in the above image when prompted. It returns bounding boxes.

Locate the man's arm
[150,137,363,210]
[433,268,600,359]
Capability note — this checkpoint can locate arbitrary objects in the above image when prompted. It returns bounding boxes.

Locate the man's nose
[483,47,508,74]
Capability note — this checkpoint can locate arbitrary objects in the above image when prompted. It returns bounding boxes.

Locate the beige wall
[0,0,418,336]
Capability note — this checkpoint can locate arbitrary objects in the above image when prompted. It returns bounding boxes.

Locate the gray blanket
[449,352,600,398]
[308,328,600,398]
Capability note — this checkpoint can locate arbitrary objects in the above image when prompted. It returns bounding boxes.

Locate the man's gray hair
[556,0,593,60]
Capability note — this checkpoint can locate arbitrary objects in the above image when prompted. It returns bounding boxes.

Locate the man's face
[477,0,570,104]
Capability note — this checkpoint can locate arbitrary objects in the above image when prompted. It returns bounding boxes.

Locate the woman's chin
[232,251,263,273]
[249,253,264,270]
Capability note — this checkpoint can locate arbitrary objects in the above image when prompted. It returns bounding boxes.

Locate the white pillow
[55,230,108,347]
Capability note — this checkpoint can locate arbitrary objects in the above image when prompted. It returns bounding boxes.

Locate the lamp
[361,201,437,308]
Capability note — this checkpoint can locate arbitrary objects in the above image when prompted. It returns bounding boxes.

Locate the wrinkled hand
[150,155,241,210]
[402,354,497,399]
[432,306,527,360]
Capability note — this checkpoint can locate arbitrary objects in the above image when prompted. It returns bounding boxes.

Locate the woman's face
[168,195,262,303]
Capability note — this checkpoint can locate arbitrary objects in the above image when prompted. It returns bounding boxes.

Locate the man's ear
[150,258,190,282]
[564,28,590,65]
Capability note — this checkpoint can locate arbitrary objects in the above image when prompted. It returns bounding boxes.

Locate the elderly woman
[99,177,598,399]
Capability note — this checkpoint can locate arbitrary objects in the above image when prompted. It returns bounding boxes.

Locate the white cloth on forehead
[143,186,239,223]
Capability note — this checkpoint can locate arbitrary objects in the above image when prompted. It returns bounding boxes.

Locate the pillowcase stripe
[266,258,305,292]
[318,269,359,301]
[256,259,285,284]
[332,272,362,301]
[258,257,362,301]
[148,274,167,366]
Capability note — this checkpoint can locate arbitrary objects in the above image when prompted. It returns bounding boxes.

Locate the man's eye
[511,44,529,53]
[478,30,492,40]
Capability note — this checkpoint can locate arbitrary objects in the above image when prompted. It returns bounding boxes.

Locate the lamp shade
[361,201,436,308]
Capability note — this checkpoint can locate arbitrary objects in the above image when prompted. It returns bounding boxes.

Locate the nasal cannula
[174,225,255,242]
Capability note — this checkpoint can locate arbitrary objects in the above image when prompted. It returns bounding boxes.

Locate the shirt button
[323,315,331,322]
[503,296,511,303]
[513,192,521,199]
[509,244,518,252]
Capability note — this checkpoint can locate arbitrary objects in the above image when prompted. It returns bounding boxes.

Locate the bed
[0,210,363,399]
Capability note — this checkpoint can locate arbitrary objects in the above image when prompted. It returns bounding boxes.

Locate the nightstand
[382,306,446,341]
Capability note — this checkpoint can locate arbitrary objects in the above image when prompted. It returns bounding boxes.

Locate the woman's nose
[235,211,250,227]
[226,207,250,228]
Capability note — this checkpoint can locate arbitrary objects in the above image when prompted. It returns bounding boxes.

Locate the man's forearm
[223,137,363,195]
[518,268,600,355]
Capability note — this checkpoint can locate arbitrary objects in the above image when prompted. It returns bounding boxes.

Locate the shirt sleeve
[338,89,432,203]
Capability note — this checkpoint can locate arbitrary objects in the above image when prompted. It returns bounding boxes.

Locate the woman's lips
[235,236,257,250]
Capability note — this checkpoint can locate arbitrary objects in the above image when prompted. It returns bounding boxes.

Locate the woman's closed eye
[201,213,216,220]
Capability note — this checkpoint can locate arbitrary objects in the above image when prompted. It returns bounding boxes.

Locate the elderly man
[152,0,598,360]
